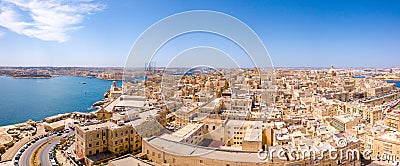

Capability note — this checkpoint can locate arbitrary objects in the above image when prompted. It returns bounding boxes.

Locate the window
[146,150,149,154]
[97,134,99,138]
[152,152,155,156]
[200,160,203,163]
[158,154,161,158]
[89,151,92,155]
[96,142,99,145]
[89,144,92,147]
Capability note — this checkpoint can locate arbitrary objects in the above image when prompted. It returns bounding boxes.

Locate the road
[36,131,74,166]
[38,138,60,166]
[18,135,56,166]
[15,130,75,166]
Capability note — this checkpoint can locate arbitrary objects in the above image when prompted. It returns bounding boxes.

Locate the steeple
[347,68,352,77]
[328,65,336,77]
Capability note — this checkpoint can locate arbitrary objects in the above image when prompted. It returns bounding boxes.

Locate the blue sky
[0,0,399,68]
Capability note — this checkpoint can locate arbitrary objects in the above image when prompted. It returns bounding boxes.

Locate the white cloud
[0,0,105,42]
[0,30,4,36]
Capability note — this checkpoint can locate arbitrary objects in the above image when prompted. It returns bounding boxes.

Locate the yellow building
[96,108,112,120]
[385,110,400,131]
[75,121,142,166]
[331,114,361,131]
[372,131,400,162]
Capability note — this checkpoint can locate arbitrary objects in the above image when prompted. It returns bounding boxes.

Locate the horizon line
[0,66,399,69]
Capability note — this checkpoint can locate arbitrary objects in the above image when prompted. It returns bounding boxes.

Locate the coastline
[1,74,121,81]
[0,106,102,128]
[12,76,53,79]
[0,76,121,127]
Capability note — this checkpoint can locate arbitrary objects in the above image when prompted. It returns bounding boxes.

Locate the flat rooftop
[146,136,263,163]
[109,155,155,166]
[78,121,117,132]
[128,109,159,126]
[243,121,263,141]
[161,123,203,142]
[378,131,400,144]
[333,114,359,124]
[172,123,203,138]
[115,100,145,108]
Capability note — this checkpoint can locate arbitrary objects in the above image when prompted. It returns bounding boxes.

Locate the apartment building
[75,121,142,166]
[385,110,400,131]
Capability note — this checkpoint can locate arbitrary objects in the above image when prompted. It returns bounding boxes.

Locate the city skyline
[0,0,400,67]
[2,2,400,165]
